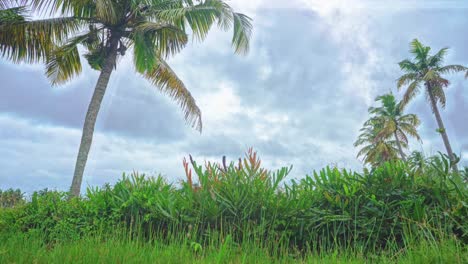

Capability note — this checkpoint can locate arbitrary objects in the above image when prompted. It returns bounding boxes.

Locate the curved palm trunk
[428,89,459,172]
[69,39,119,197]
[393,131,407,162]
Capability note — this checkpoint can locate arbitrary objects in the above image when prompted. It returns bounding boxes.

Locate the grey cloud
[184,133,244,157]
[0,61,189,141]
[0,64,96,127]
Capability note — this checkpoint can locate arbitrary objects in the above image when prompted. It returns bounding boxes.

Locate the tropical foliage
[1,150,466,254]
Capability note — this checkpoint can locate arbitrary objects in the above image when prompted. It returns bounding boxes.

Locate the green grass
[0,231,466,263]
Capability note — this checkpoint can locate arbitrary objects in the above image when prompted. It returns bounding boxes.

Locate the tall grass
[0,229,466,263]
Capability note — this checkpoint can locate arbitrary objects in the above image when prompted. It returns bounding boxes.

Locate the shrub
[1,149,466,252]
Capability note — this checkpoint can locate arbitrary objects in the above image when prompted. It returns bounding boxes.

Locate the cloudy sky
[1,0,468,194]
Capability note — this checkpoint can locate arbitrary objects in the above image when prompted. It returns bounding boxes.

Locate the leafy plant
[1,149,466,253]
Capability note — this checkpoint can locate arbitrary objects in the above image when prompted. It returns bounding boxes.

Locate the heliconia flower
[183,157,193,191]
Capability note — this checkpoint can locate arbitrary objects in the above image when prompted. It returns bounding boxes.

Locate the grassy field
[1,231,466,263]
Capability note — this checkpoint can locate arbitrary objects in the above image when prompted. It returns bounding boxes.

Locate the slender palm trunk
[69,38,119,197]
[393,130,407,162]
[428,88,459,172]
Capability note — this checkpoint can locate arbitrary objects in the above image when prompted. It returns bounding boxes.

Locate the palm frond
[141,56,202,132]
[427,47,448,67]
[396,129,409,145]
[150,0,251,54]
[422,69,440,82]
[398,59,419,73]
[231,12,252,55]
[410,38,430,63]
[29,0,86,16]
[399,113,420,127]
[0,5,27,23]
[0,16,83,62]
[438,65,467,75]
[132,30,157,72]
[399,122,421,142]
[133,21,188,58]
[396,73,418,89]
[153,0,223,41]
[45,33,86,85]
[427,85,446,109]
[95,0,118,24]
[401,80,421,107]
[0,0,27,10]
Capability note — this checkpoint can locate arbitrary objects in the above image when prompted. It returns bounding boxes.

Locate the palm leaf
[397,73,418,89]
[398,59,419,73]
[95,0,118,24]
[0,5,27,23]
[45,38,82,85]
[231,12,252,55]
[438,65,467,75]
[0,16,83,62]
[396,129,408,145]
[142,56,202,131]
[427,47,448,67]
[410,38,430,63]
[427,85,446,109]
[150,0,251,54]
[401,80,421,107]
[153,0,223,41]
[0,0,27,9]
[133,21,188,58]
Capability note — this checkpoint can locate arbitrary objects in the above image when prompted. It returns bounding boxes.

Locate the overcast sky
[1,0,468,194]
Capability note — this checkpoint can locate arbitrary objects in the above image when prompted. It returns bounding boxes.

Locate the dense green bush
[0,149,466,252]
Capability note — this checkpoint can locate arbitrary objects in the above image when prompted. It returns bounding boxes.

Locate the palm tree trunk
[394,131,407,162]
[69,38,119,197]
[428,88,459,172]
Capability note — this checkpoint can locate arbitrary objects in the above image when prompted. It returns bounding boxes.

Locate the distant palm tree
[397,39,467,170]
[354,118,404,167]
[367,93,421,162]
[1,0,252,197]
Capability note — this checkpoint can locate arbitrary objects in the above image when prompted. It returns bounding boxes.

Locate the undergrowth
[0,149,467,261]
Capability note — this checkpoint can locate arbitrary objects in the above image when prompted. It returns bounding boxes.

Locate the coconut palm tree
[354,118,404,167]
[1,0,252,197]
[367,93,421,162]
[397,39,467,170]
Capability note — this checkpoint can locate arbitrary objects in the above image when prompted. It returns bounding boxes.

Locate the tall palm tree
[397,39,467,171]
[1,0,252,197]
[367,93,421,162]
[354,118,404,167]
